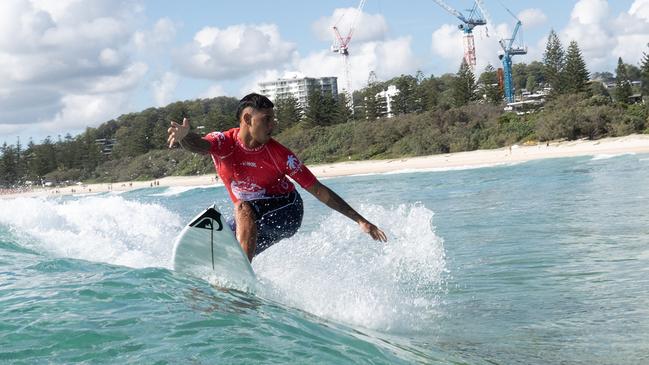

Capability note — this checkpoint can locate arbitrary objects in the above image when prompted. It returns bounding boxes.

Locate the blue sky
[1,0,648,145]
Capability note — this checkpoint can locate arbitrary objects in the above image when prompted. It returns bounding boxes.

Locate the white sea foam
[0,196,182,269]
[253,203,447,332]
[150,185,215,197]
[381,162,522,175]
[590,152,636,161]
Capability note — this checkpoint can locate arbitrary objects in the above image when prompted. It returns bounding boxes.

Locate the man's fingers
[378,230,387,242]
[372,227,387,242]
[167,120,186,149]
[361,222,387,243]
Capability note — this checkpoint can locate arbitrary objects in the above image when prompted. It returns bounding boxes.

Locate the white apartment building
[376,84,400,118]
[258,76,338,106]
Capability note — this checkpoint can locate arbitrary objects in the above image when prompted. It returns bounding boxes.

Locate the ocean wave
[590,152,636,161]
[253,203,447,333]
[0,196,183,269]
[150,185,216,197]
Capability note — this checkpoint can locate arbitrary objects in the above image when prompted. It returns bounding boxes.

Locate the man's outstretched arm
[305,181,387,242]
[167,117,211,154]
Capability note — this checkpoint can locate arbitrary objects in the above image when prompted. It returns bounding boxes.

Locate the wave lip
[0,196,183,269]
[590,152,636,161]
[253,203,447,333]
[153,185,217,197]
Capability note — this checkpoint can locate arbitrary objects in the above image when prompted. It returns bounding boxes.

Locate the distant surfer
[168,93,387,261]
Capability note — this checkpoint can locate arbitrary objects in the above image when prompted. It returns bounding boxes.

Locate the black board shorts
[228,190,304,256]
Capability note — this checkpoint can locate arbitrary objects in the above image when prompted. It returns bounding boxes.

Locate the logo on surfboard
[189,208,224,231]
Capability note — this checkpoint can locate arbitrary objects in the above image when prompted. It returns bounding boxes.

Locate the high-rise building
[258,76,338,106]
[375,84,400,118]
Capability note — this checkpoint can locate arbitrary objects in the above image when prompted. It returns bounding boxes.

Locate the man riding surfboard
[168,93,387,262]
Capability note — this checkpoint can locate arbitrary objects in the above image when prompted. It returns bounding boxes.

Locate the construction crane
[332,0,367,97]
[474,0,492,37]
[432,0,487,69]
[498,4,527,103]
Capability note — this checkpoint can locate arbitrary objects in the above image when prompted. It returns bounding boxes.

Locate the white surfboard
[172,205,256,288]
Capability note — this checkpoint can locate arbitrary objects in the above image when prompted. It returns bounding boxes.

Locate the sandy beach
[5,134,649,198]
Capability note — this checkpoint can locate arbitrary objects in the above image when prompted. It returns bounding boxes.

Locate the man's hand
[167,118,190,148]
[359,220,388,242]
[306,181,388,243]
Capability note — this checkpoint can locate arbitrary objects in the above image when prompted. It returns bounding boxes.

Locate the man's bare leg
[234,201,257,262]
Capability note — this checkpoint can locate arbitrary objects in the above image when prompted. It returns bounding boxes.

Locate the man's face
[248,108,275,145]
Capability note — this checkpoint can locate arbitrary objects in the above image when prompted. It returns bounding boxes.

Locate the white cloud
[430,0,649,77]
[571,0,609,25]
[201,84,227,99]
[630,0,649,21]
[0,0,148,139]
[560,0,649,72]
[134,17,177,52]
[431,24,464,66]
[174,23,297,80]
[518,8,548,28]
[241,70,282,96]
[99,48,122,67]
[312,7,388,43]
[0,123,23,138]
[90,62,148,94]
[430,22,507,74]
[0,87,61,125]
[152,72,179,107]
[363,37,420,80]
[239,33,419,95]
[36,92,132,135]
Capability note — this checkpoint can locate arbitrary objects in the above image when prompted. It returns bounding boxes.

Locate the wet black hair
[236,93,274,122]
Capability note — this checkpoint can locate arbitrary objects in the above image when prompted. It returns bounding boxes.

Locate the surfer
[168,93,387,261]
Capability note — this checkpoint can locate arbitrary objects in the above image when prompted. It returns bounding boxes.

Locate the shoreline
[4,134,649,199]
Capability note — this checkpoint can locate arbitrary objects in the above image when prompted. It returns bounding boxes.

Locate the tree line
[1,31,649,188]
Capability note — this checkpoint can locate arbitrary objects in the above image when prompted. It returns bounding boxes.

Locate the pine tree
[361,84,383,120]
[615,57,633,103]
[478,63,501,104]
[274,94,302,132]
[452,59,476,107]
[512,63,529,94]
[0,143,18,187]
[304,87,337,126]
[334,92,353,123]
[304,86,323,126]
[15,137,24,183]
[392,75,418,115]
[641,44,649,98]
[525,75,537,93]
[543,30,565,94]
[416,74,441,112]
[563,41,589,94]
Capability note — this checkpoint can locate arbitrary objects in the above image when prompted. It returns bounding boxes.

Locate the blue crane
[432,0,487,68]
[498,6,527,103]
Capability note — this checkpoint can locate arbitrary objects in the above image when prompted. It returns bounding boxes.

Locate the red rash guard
[203,128,318,202]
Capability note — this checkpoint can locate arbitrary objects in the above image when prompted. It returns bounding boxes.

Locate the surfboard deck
[172,205,256,288]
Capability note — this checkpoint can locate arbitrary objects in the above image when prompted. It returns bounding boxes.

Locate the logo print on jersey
[287,155,302,173]
[209,131,225,148]
[231,180,266,200]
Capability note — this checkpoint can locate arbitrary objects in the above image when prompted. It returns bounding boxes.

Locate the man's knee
[234,201,255,221]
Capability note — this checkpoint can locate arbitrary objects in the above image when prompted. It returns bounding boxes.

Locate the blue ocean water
[1,153,648,364]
